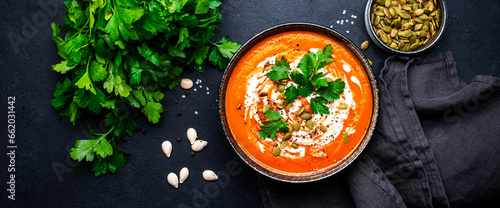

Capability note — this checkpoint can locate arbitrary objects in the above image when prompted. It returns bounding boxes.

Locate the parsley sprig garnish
[257,44,345,141]
[258,111,289,139]
[265,56,291,81]
[279,44,345,114]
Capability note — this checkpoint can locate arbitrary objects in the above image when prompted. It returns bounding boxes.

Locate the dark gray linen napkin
[259,52,500,208]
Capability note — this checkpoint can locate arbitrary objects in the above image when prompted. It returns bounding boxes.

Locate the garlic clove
[179,167,189,184]
[180,78,193,90]
[187,128,197,144]
[191,140,207,152]
[161,141,172,158]
[167,172,179,188]
[202,170,218,181]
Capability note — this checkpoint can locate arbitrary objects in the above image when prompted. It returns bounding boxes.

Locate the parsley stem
[198,12,220,23]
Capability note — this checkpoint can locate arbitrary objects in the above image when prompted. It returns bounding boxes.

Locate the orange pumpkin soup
[225,31,373,174]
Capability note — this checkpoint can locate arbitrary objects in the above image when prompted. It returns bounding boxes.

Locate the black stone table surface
[1,0,498,207]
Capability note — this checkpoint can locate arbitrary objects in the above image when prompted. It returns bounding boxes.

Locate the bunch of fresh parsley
[51,0,240,177]
[258,44,345,139]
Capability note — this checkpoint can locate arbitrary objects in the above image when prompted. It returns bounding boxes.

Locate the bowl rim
[218,22,379,183]
[364,0,447,55]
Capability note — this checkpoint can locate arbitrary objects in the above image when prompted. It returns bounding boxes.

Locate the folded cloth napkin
[259,52,500,208]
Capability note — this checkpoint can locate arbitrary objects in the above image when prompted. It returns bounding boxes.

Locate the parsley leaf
[75,70,97,94]
[258,110,289,140]
[70,127,114,162]
[284,85,298,106]
[195,0,210,14]
[265,110,282,121]
[209,36,241,70]
[104,6,144,41]
[90,61,108,82]
[52,61,76,74]
[311,97,330,114]
[315,44,334,70]
[92,144,127,177]
[316,79,345,102]
[141,101,163,124]
[265,56,290,81]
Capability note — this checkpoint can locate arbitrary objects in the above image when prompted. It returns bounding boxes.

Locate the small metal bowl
[364,0,447,55]
[218,23,379,183]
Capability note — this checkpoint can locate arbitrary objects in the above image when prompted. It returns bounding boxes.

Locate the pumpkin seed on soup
[306,120,314,130]
[273,145,280,157]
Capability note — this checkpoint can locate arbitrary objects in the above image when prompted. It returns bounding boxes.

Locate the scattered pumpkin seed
[297,106,305,115]
[342,132,349,144]
[278,94,287,100]
[306,120,314,130]
[278,85,285,93]
[320,124,327,132]
[237,104,242,110]
[264,65,274,71]
[273,145,280,157]
[368,59,373,66]
[259,91,268,97]
[361,41,369,50]
[262,104,271,113]
[291,143,298,149]
[276,102,285,109]
[338,103,349,110]
[300,113,311,120]
[283,133,292,141]
[280,141,287,149]
[293,121,300,131]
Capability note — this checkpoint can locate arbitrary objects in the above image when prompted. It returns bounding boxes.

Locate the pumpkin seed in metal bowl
[364,0,447,55]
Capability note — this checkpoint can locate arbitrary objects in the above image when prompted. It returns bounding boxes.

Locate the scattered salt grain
[182,95,186,98]
[346,30,350,33]
[194,111,198,115]
[342,10,346,14]
[194,88,197,92]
